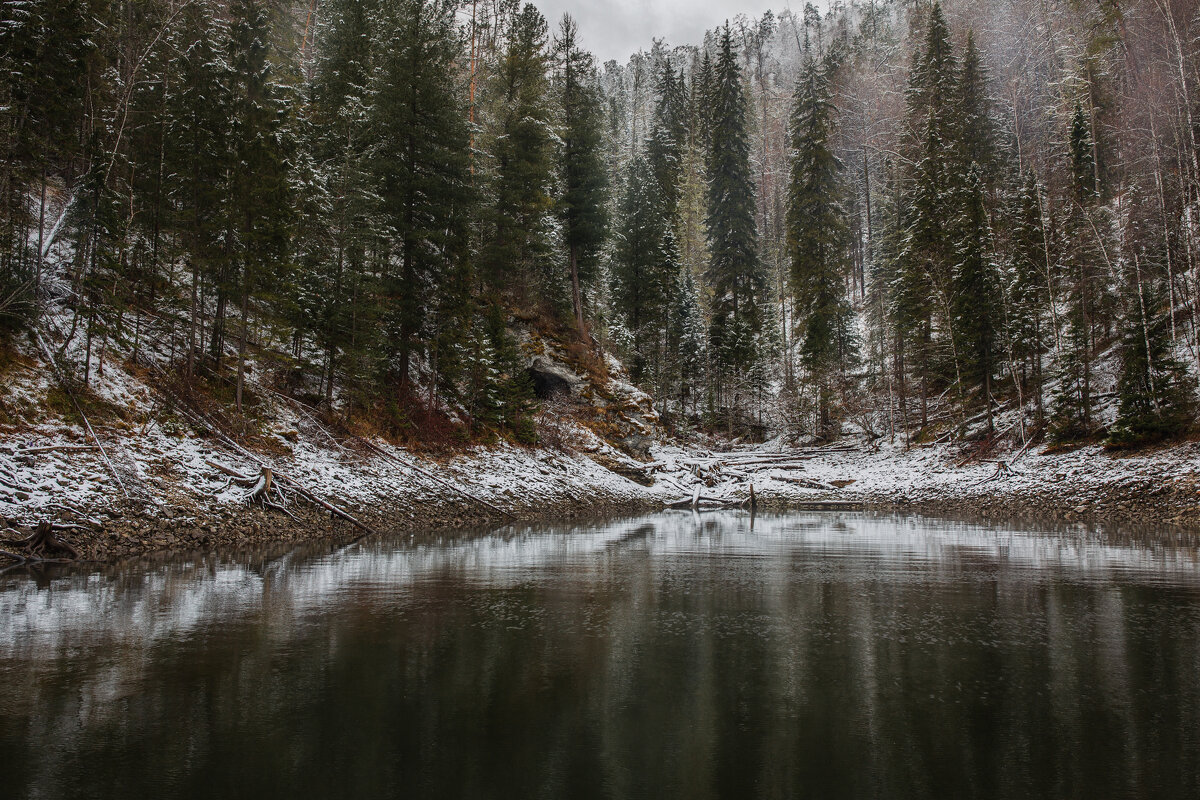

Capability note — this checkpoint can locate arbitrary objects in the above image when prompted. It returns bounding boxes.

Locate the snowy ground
[5,326,1200,563]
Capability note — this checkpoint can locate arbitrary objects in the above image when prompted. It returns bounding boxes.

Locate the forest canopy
[3,0,1199,448]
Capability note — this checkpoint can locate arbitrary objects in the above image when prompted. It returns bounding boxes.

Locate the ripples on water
[2,512,1200,799]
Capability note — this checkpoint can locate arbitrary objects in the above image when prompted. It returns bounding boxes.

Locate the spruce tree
[1109,188,1194,445]
[951,166,1003,433]
[370,0,474,388]
[228,0,293,412]
[611,156,674,384]
[647,63,688,223]
[481,3,556,297]
[894,2,958,427]
[705,25,766,411]
[303,0,378,402]
[666,268,706,420]
[955,32,996,185]
[786,54,854,436]
[1053,102,1110,439]
[554,14,608,338]
[163,1,233,376]
[1007,171,1051,424]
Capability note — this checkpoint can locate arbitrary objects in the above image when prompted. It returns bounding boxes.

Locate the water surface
[3,511,1200,799]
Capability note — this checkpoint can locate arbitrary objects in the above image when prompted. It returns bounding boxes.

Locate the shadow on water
[3,511,1200,799]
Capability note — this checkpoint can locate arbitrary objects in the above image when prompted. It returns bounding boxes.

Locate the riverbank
[8,336,1200,563]
[9,424,1200,564]
[652,438,1200,531]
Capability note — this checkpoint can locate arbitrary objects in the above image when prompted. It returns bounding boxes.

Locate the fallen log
[16,445,100,455]
[774,475,838,491]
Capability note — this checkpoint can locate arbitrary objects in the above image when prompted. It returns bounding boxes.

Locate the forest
[3,0,1200,450]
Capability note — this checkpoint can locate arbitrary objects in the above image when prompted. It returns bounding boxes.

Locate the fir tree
[611,156,675,384]
[786,54,854,436]
[481,3,556,296]
[705,25,766,408]
[228,0,293,412]
[554,14,608,338]
[370,0,474,388]
[951,166,1003,432]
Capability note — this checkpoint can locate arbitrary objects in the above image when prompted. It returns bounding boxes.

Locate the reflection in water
[2,512,1200,799]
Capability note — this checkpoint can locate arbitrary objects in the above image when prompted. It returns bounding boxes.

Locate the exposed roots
[1,521,81,563]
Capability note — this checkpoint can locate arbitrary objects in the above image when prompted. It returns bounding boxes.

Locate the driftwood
[665,486,756,511]
[137,358,378,536]
[774,475,838,492]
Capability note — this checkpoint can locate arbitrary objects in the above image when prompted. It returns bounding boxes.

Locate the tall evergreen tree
[370,0,474,388]
[894,2,958,427]
[164,1,233,377]
[554,14,608,338]
[303,0,378,402]
[1107,185,1193,445]
[1053,102,1111,439]
[1007,171,1051,424]
[611,156,675,385]
[787,54,854,436]
[647,62,688,223]
[705,25,766,410]
[951,166,1003,432]
[954,32,996,185]
[227,0,293,412]
[481,3,556,298]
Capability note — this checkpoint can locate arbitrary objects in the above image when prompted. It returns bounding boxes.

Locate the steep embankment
[0,314,681,561]
[6,324,1200,565]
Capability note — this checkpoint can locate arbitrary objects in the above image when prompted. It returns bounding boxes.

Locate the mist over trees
[3,0,1200,447]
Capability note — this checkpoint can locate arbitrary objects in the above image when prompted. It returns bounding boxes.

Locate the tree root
[1,521,81,562]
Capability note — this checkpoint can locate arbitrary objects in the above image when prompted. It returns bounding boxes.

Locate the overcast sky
[529,1,787,64]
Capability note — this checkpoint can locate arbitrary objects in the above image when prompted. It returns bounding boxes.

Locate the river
[2,511,1200,798]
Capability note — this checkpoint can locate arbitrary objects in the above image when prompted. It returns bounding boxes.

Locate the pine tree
[163,1,233,377]
[302,0,378,402]
[481,2,556,297]
[1007,171,1051,424]
[787,54,854,436]
[705,25,766,411]
[894,2,958,428]
[611,156,674,384]
[554,14,608,338]
[228,0,293,412]
[370,0,474,388]
[951,166,1003,432]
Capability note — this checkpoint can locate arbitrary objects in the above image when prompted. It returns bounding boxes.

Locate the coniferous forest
[4,0,1200,449]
